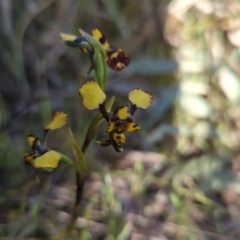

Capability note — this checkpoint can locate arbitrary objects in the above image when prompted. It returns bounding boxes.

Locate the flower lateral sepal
[96,138,123,152]
[96,139,111,147]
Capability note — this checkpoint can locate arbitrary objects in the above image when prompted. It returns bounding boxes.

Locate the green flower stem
[64,128,88,234]
[102,56,108,88]
[92,48,104,89]
[51,30,112,239]
[69,128,88,179]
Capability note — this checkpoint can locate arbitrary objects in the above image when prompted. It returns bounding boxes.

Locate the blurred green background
[1,0,240,239]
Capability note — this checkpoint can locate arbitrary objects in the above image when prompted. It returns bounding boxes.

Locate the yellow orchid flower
[60,28,130,71]
[79,81,153,152]
[23,135,62,169]
[92,28,130,71]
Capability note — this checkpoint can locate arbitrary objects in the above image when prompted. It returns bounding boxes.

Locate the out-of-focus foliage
[2,0,240,239]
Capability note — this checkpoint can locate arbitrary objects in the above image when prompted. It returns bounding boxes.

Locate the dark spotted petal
[107,49,130,71]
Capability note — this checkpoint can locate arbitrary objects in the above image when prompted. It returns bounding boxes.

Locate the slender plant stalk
[65,176,85,234]
[50,133,92,240]
[66,99,114,234]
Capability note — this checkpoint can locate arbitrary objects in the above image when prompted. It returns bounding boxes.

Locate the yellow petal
[112,132,125,144]
[23,153,34,165]
[128,88,153,109]
[60,32,78,41]
[46,112,68,130]
[27,135,40,147]
[92,28,110,49]
[33,150,61,169]
[107,121,115,133]
[123,122,140,132]
[79,81,106,110]
[115,105,129,120]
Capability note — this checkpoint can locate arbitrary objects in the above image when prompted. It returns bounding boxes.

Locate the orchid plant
[23,27,153,236]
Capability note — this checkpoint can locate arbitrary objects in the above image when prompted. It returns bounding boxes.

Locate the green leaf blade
[69,128,88,179]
